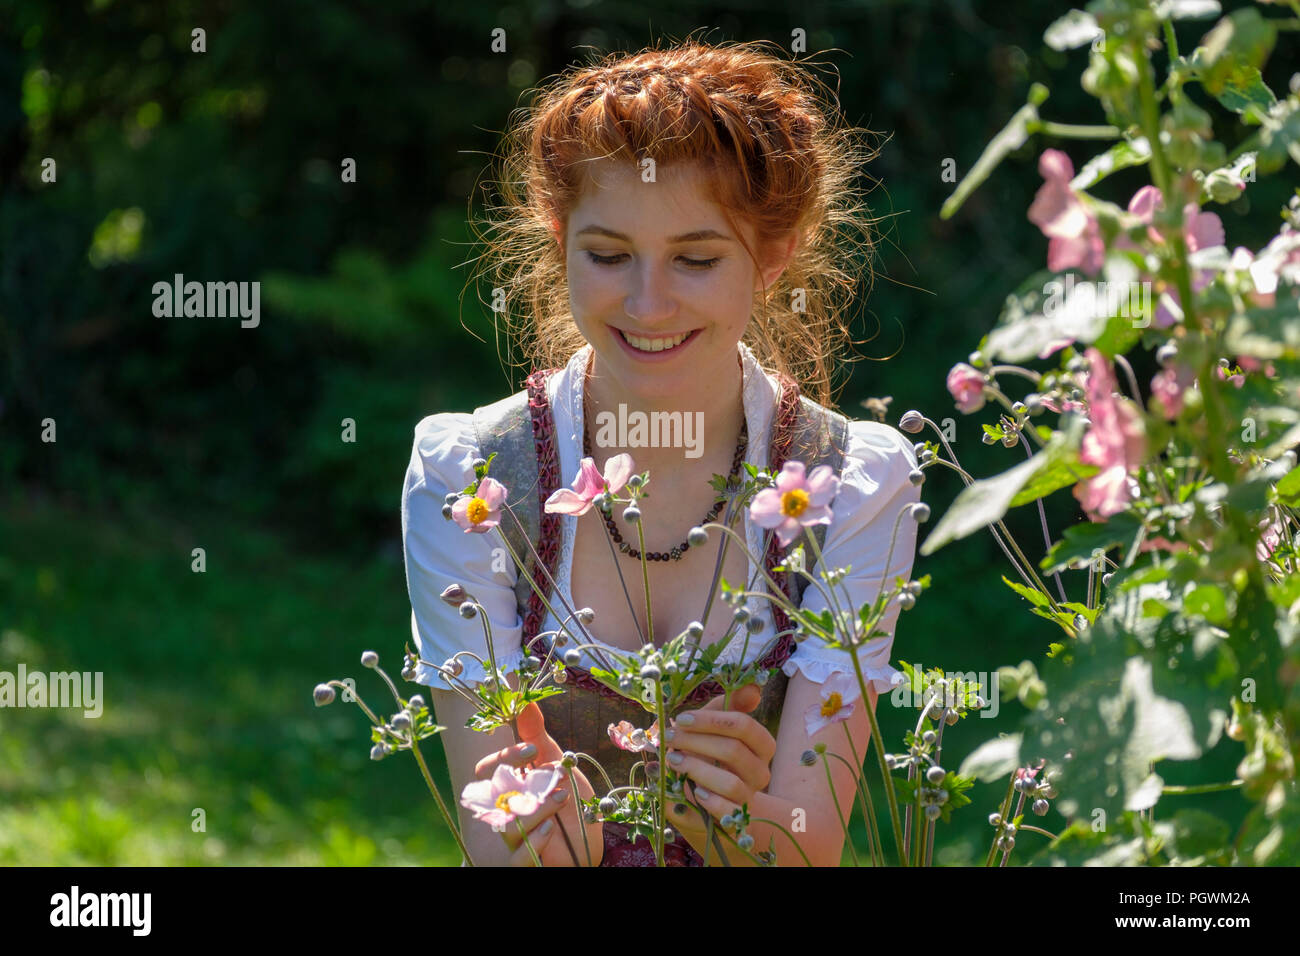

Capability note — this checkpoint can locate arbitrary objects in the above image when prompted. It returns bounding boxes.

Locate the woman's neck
[581,349,747,476]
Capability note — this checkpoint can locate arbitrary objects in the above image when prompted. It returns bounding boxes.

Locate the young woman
[401,39,923,866]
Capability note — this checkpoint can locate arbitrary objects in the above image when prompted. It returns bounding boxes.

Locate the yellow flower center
[781,488,810,518]
[820,692,843,718]
[495,790,522,813]
[466,497,491,524]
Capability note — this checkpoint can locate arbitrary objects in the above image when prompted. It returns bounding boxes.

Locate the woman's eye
[584,252,720,270]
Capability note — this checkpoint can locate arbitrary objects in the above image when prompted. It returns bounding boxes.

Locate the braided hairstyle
[465,37,887,409]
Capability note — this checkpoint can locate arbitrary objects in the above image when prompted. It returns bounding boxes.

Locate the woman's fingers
[473,740,538,780]
[670,704,778,764]
[501,786,572,851]
[508,816,557,866]
[667,730,770,791]
[665,751,750,805]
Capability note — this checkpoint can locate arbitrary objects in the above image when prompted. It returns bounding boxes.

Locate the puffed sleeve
[780,419,923,695]
[401,413,526,688]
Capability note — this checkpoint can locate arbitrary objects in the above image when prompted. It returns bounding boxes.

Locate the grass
[0,490,463,865]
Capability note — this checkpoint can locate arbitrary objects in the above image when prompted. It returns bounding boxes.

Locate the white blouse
[401,341,923,698]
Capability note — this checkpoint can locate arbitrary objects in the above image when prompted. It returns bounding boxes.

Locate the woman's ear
[756,231,799,292]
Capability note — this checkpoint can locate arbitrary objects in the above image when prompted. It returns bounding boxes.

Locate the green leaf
[1009,452,1098,507]
[1069,137,1151,190]
[920,418,1084,556]
[1183,584,1230,625]
[1002,575,1052,609]
[940,85,1047,220]
[958,733,1023,782]
[1040,511,1144,575]
[1193,9,1278,99]
[1276,465,1300,507]
[1044,10,1103,51]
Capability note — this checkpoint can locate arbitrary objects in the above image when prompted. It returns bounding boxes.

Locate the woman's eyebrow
[574,225,735,243]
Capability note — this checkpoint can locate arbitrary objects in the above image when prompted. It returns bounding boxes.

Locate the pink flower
[460,763,562,830]
[1125,187,1224,251]
[947,362,986,413]
[1150,362,1196,421]
[804,673,860,739]
[750,460,840,548]
[1241,231,1300,307]
[544,454,635,516]
[608,720,660,752]
[1257,515,1283,564]
[1238,355,1277,379]
[1072,348,1146,521]
[1028,150,1104,276]
[1138,535,1190,555]
[1015,758,1047,785]
[451,477,508,533]
[1215,364,1245,389]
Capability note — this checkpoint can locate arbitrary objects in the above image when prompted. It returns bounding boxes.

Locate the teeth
[621,330,690,352]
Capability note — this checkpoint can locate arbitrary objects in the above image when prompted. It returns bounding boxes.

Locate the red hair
[465,36,886,408]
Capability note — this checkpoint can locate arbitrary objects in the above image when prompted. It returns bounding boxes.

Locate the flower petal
[603,453,635,494]
[544,488,593,515]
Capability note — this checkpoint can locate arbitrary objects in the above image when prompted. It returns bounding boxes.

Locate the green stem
[408,731,476,866]
[635,515,654,644]
[515,818,544,867]
[838,724,883,866]
[752,816,816,867]
[1163,779,1244,795]
[846,651,908,866]
[985,774,1017,867]
[1035,120,1120,139]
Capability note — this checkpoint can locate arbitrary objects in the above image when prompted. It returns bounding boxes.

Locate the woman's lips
[611,326,701,361]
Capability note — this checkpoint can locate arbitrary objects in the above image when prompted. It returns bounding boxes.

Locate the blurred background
[1,0,1279,865]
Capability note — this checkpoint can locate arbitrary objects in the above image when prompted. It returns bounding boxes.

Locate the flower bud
[800,749,817,767]
[733,606,751,625]
[640,664,661,681]
[408,694,425,711]
[989,812,1003,827]
[444,659,463,677]
[908,468,925,487]
[925,804,942,821]
[576,607,595,625]
[926,765,946,784]
[899,410,925,433]
[754,668,769,686]
[686,621,704,639]
[458,602,478,619]
[391,711,412,732]
[444,491,460,505]
[563,649,582,665]
[561,751,577,769]
[1033,798,1050,816]
[898,592,916,610]
[440,584,468,608]
[911,502,931,523]
[582,807,598,824]
[688,526,708,547]
[313,683,336,706]
[370,743,388,761]
[599,797,618,815]
[922,730,937,745]
[441,504,453,519]
[998,835,1015,852]
[1040,783,1058,799]
[969,350,984,367]
[945,709,959,726]
[737,834,755,851]
[622,505,641,524]
[401,665,417,682]
[884,754,897,770]
[628,474,643,490]
[361,650,379,668]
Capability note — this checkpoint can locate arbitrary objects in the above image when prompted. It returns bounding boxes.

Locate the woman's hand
[663,684,776,856]
[471,701,605,866]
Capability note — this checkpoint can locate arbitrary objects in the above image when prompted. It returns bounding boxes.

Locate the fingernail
[664,727,677,742]
[538,818,554,835]
[694,786,712,800]
[550,788,569,803]
[668,751,684,766]
[518,743,537,757]
[677,713,696,725]
[673,803,687,815]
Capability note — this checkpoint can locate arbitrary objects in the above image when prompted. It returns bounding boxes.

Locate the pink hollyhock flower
[804,672,860,739]
[947,362,986,413]
[750,460,840,548]
[1028,150,1105,276]
[1257,515,1284,564]
[1215,364,1245,389]
[1150,362,1197,421]
[1124,187,1225,328]
[544,453,635,516]
[1073,348,1146,521]
[1138,535,1190,555]
[608,719,660,752]
[460,763,562,830]
[451,477,508,533]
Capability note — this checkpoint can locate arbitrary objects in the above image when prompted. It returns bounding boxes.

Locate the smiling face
[556,158,793,404]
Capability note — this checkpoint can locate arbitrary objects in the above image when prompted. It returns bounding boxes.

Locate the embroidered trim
[521,367,802,704]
